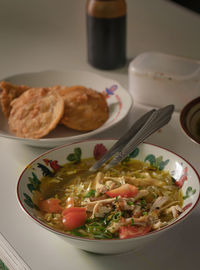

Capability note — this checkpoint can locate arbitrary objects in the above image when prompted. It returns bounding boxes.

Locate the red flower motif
[175,167,188,188]
[182,203,192,211]
[49,160,61,172]
[43,158,61,172]
[43,158,49,166]
[93,144,107,160]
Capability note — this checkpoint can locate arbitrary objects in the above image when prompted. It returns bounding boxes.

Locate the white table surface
[0,1,200,269]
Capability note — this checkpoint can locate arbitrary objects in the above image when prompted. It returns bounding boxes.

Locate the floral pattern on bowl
[21,143,197,212]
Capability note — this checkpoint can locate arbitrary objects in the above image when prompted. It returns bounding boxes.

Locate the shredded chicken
[91,202,112,218]
[82,197,116,212]
[159,200,181,213]
[150,196,168,211]
[107,220,122,233]
[126,175,166,187]
[152,220,168,230]
[124,215,149,226]
[165,205,183,218]
[108,215,149,234]
[117,197,135,211]
[133,189,149,201]
[147,210,160,224]
[104,176,126,185]
[94,172,107,196]
[105,180,118,191]
[132,204,142,217]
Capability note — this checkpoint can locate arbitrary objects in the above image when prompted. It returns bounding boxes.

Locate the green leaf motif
[183,186,196,200]
[0,260,9,270]
[27,183,35,193]
[23,193,38,209]
[37,163,53,176]
[122,148,140,164]
[67,153,77,162]
[129,148,140,158]
[159,159,169,170]
[129,148,139,158]
[27,172,41,192]
[74,147,81,157]
[67,147,82,164]
[144,154,156,165]
[144,154,169,170]
[155,156,163,166]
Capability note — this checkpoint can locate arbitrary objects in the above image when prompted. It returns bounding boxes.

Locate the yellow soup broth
[33,158,183,239]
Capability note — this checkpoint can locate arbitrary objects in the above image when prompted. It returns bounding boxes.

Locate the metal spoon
[90,104,174,171]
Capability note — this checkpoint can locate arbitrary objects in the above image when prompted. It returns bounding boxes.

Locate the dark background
[170,0,200,14]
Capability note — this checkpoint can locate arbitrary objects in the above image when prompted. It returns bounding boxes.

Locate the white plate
[0,70,133,148]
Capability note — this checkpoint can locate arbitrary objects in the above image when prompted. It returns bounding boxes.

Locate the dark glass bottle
[86,0,126,70]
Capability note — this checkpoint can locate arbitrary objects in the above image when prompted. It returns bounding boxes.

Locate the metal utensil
[89,108,156,172]
[90,104,174,172]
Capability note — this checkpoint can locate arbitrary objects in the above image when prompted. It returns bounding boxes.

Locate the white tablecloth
[0,1,199,269]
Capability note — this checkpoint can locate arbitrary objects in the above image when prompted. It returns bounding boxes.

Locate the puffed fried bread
[59,85,109,131]
[0,81,29,118]
[8,87,64,138]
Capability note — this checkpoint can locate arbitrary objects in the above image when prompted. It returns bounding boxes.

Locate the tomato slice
[119,225,152,239]
[38,198,63,213]
[62,207,86,216]
[62,207,87,230]
[106,184,138,198]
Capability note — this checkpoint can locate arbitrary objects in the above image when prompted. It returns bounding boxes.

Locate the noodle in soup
[33,158,183,239]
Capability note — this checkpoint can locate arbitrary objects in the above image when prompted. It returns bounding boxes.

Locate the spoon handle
[104,105,174,170]
[89,108,156,172]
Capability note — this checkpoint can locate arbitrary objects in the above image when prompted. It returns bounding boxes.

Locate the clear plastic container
[128,52,200,111]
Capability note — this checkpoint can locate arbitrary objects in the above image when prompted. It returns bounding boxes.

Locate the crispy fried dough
[8,87,64,139]
[0,81,29,118]
[59,85,109,131]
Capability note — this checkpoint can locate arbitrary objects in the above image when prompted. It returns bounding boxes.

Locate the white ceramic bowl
[17,140,200,254]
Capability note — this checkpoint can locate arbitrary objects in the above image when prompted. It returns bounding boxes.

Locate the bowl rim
[180,96,200,144]
[17,139,200,243]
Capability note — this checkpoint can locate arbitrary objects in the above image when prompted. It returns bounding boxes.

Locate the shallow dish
[17,139,200,254]
[0,70,132,148]
[180,97,200,144]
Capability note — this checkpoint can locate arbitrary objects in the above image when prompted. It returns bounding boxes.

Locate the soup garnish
[33,158,183,239]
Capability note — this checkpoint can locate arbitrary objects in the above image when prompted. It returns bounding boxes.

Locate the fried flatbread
[8,87,64,138]
[59,85,109,131]
[0,81,29,118]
